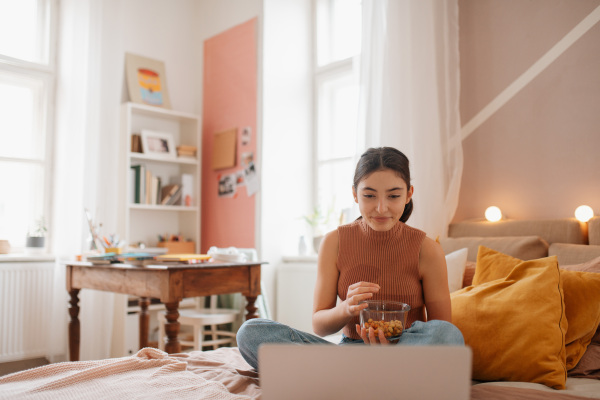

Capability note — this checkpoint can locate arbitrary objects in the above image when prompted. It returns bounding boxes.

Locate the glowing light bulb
[575,205,594,223]
[485,206,502,222]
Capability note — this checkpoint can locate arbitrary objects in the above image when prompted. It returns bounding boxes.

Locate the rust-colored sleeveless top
[337,218,426,339]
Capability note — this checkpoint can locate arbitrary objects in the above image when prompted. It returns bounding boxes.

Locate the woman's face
[352,169,413,232]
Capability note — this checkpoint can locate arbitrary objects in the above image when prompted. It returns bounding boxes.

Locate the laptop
[259,344,472,400]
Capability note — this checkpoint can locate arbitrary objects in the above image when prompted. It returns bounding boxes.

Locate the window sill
[282,255,318,263]
[0,253,56,263]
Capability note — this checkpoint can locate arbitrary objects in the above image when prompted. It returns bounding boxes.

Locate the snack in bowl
[359,300,411,340]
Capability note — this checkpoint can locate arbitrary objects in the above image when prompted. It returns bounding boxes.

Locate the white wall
[260,0,313,318]
[92,0,311,321]
[194,0,312,318]
[94,0,200,237]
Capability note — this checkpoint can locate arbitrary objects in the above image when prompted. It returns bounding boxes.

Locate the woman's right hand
[342,281,380,317]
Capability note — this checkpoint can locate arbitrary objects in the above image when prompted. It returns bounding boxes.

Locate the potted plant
[302,206,333,253]
[25,217,47,251]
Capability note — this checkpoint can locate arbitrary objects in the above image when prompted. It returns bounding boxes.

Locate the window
[0,0,56,249]
[314,0,362,228]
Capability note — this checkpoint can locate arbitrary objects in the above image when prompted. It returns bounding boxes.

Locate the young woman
[237,147,464,370]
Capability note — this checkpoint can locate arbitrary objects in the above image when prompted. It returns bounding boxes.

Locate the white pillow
[445,248,468,292]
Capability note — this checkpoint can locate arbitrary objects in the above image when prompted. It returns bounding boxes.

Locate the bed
[1,217,600,399]
[442,216,600,399]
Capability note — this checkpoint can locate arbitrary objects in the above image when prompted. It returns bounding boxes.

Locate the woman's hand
[342,281,380,317]
[355,324,390,345]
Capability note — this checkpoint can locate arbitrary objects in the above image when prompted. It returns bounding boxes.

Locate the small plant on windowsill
[302,206,334,254]
[25,217,47,251]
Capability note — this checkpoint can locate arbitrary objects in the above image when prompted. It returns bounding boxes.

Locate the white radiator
[0,261,54,362]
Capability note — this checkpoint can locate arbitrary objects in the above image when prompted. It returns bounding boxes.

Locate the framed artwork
[125,53,172,108]
[141,130,177,159]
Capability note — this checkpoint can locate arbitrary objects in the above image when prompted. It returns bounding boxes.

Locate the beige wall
[455,0,600,222]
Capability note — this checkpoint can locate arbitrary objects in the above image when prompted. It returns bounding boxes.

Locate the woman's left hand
[355,324,390,345]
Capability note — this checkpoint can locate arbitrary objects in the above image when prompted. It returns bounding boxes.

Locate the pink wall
[201,18,257,252]
[455,0,600,221]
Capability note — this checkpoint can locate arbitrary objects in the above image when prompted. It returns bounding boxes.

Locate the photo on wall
[218,173,237,198]
[125,53,172,108]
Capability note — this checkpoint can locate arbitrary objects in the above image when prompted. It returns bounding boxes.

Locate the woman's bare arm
[312,230,379,336]
[419,236,452,322]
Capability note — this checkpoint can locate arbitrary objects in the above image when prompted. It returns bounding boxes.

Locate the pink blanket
[0,347,260,399]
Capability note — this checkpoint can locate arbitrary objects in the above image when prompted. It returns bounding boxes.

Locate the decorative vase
[25,236,45,254]
[26,236,45,248]
[0,240,10,254]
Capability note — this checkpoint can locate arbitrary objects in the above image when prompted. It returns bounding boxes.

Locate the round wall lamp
[485,206,503,222]
[575,205,594,223]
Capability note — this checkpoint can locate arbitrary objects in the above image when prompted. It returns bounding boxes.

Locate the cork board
[212,128,237,170]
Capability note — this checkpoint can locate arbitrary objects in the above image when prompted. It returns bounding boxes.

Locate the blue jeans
[236,318,464,371]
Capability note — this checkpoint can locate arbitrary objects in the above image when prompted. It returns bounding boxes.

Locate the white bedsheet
[474,377,600,399]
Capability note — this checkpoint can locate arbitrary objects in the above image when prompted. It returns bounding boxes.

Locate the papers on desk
[85,252,211,265]
[85,252,157,264]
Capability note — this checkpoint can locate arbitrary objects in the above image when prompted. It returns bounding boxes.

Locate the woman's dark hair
[353,147,413,222]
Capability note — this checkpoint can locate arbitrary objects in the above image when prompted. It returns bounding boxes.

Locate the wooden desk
[66,260,263,361]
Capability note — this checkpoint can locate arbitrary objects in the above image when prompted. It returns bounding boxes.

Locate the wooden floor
[0,357,49,377]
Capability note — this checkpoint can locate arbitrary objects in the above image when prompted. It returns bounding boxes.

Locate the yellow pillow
[473,246,600,370]
[472,245,520,285]
[451,253,567,389]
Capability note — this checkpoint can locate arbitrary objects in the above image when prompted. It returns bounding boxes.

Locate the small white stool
[157,296,239,351]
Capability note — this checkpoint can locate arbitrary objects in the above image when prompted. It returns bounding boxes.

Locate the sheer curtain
[358,0,463,238]
[48,0,115,362]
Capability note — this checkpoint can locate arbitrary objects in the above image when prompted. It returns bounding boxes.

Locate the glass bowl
[359,300,411,340]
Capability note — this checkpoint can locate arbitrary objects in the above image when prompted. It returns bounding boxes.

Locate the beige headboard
[448,218,586,245]
[441,218,600,266]
[589,216,600,246]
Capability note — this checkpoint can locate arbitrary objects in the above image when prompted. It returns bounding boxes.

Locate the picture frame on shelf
[125,53,172,109]
[141,130,177,159]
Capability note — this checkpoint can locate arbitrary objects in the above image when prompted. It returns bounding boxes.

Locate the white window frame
[312,0,361,229]
[0,0,58,251]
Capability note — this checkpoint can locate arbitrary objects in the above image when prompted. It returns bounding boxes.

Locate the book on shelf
[151,175,160,205]
[176,145,197,158]
[131,134,142,153]
[160,184,180,205]
[139,165,146,204]
[156,176,162,204]
[145,168,152,204]
[166,186,183,205]
[129,167,136,204]
[131,165,142,204]
[130,165,193,207]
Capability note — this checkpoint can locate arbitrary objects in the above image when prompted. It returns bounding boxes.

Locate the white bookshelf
[118,102,201,251]
[112,102,201,357]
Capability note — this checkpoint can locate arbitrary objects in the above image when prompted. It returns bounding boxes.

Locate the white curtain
[358,0,463,238]
[49,0,115,362]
